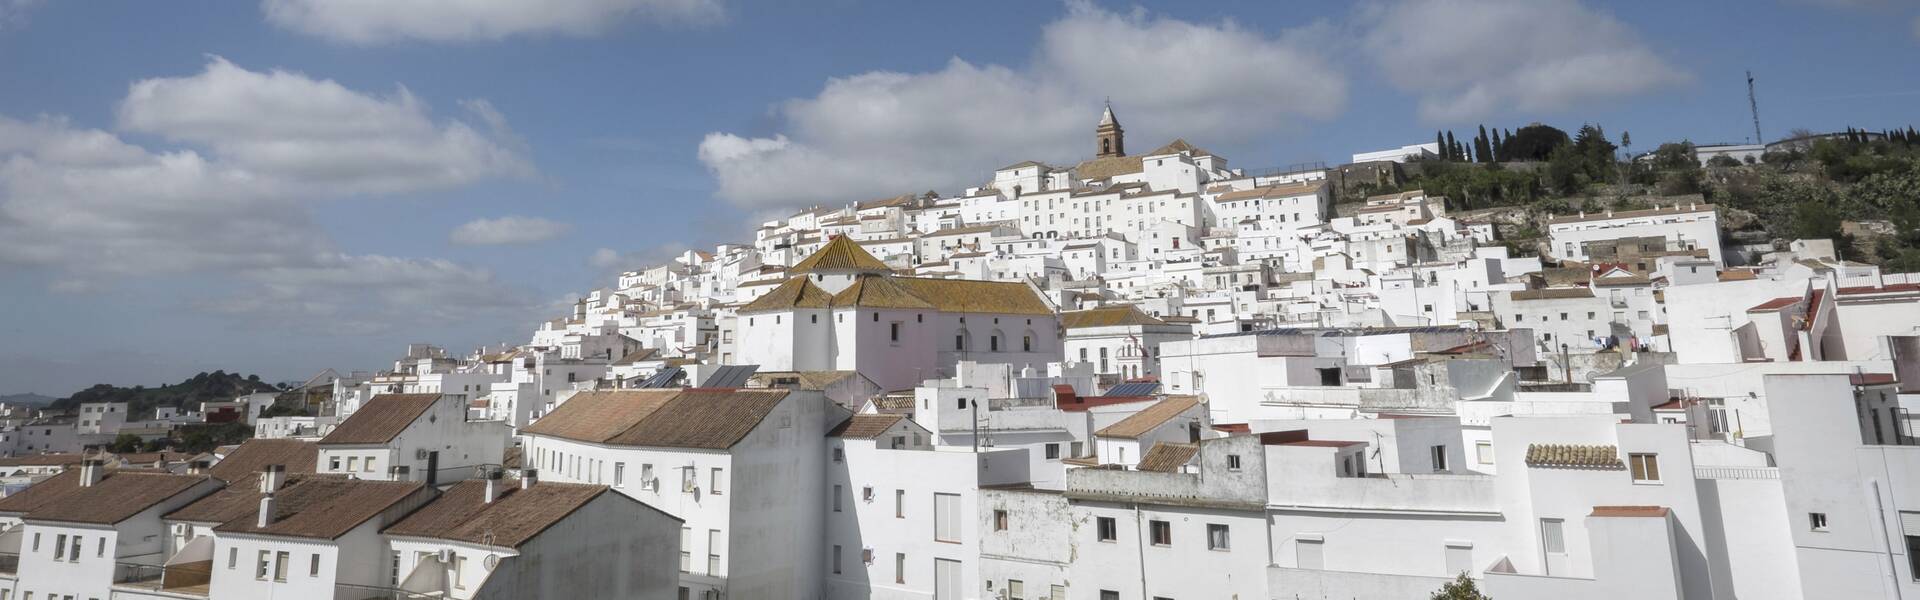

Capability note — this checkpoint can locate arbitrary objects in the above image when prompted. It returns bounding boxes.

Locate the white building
[1544,204,1722,265]
[316,393,510,486]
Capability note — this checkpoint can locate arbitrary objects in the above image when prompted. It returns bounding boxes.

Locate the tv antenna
[1747,70,1763,145]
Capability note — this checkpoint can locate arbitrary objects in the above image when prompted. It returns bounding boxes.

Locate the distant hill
[52,371,282,418]
[0,393,57,407]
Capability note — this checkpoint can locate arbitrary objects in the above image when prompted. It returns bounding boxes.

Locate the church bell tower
[1095,101,1125,158]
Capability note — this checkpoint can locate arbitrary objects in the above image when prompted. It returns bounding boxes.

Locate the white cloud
[0,0,42,31]
[588,243,687,270]
[451,216,570,245]
[261,0,724,44]
[697,1,1347,208]
[118,57,532,195]
[1359,0,1689,122]
[0,61,541,332]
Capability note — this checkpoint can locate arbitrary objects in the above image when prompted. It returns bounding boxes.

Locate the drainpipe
[1872,479,1907,600]
[1134,503,1149,600]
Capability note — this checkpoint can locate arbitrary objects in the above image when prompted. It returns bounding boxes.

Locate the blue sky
[1,0,1916,396]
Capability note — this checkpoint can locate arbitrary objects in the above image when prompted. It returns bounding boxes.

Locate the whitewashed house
[316,393,510,486]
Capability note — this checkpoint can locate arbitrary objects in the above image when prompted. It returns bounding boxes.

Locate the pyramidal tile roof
[790,235,891,274]
[740,278,834,313]
[831,275,936,310]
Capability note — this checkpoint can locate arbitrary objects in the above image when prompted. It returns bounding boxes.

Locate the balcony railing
[334,582,442,600]
[111,561,213,596]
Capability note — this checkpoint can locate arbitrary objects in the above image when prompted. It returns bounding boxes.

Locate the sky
[1,0,1917,396]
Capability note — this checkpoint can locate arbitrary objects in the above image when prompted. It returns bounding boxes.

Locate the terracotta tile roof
[1717,270,1758,281]
[738,278,835,313]
[612,348,660,366]
[790,236,891,274]
[111,451,195,466]
[166,473,345,525]
[1072,155,1145,180]
[1747,297,1800,312]
[1214,181,1325,202]
[1593,275,1651,287]
[1147,138,1212,158]
[1061,305,1167,329]
[25,471,212,525]
[0,469,88,515]
[1851,372,1898,386]
[1835,283,1920,296]
[1525,444,1624,469]
[828,414,906,439]
[1096,395,1200,439]
[895,277,1054,315]
[320,394,440,446]
[1510,288,1596,301]
[1589,505,1670,518]
[748,370,860,390]
[998,160,1050,171]
[831,275,937,310]
[523,389,791,450]
[925,223,1010,237]
[210,439,318,482]
[385,480,644,548]
[1136,442,1198,473]
[0,453,85,467]
[215,478,427,540]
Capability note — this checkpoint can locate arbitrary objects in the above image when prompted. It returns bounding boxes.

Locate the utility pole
[1747,70,1764,145]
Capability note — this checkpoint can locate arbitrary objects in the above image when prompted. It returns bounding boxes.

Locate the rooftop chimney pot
[520,469,539,490]
[78,459,105,487]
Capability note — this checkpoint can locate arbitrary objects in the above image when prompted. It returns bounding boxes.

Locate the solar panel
[637,367,682,389]
[1103,382,1160,397]
[700,364,760,388]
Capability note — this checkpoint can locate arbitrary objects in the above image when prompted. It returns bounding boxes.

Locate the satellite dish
[483,554,499,570]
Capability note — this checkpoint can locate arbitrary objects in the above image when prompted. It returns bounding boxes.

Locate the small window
[890,322,901,342]
[1207,524,1230,550]
[1045,443,1060,460]
[274,551,289,582]
[1149,520,1171,546]
[831,544,842,574]
[1541,519,1566,554]
[1227,454,1243,471]
[1097,517,1118,542]
[1431,445,1448,472]
[994,509,1009,531]
[833,485,843,512]
[256,550,271,580]
[832,447,844,462]
[1476,442,1494,464]
[1629,453,1661,483]
[711,468,725,494]
[896,489,906,518]
[895,553,906,584]
[1810,513,1829,531]
[310,554,321,577]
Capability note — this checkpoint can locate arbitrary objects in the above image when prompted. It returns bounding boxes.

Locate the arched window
[1102,139,1111,154]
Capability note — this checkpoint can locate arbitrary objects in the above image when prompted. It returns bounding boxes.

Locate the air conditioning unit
[416,449,431,460]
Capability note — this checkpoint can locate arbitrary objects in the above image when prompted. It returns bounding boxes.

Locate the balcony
[0,551,17,576]
[334,583,443,600]
[110,561,212,598]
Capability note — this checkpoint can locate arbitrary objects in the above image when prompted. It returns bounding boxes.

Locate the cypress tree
[1436,131,1446,159]
[1492,128,1505,161]
[1445,131,1459,161]
[1475,125,1492,163]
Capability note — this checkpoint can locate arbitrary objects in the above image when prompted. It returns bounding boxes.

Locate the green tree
[1503,123,1571,161]
[1791,200,1845,243]
[108,433,142,453]
[1431,573,1492,600]
[141,438,172,452]
[1706,155,1741,168]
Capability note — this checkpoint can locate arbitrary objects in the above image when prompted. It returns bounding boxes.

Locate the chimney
[483,467,504,503]
[258,464,287,493]
[520,469,539,490]
[78,459,105,487]
[257,493,276,528]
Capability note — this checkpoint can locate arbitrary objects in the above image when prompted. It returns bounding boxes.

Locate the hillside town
[2,106,1919,600]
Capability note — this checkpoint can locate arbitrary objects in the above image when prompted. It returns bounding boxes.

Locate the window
[831,545,842,574]
[1096,517,1117,542]
[891,322,901,343]
[896,489,906,518]
[1226,454,1243,471]
[257,550,271,580]
[1431,445,1448,472]
[1008,580,1025,600]
[1541,519,1566,554]
[1206,524,1230,550]
[1906,535,1920,581]
[229,548,238,569]
[1045,443,1060,460]
[895,553,906,584]
[1629,453,1661,483]
[614,462,625,487]
[1023,335,1033,352]
[641,464,655,490]
[679,527,691,572]
[863,486,875,502]
[1296,538,1323,569]
[1446,542,1473,575]
[935,493,962,543]
[711,468,725,495]
[1052,585,1066,600]
[1476,442,1494,464]
[345,456,358,472]
[31,533,38,552]
[994,510,1009,531]
[1149,520,1171,546]
[682,467,696,493]
[1810,513,1829,531]
[329,456,340,471]
[833,485,844,512]
[1101,591,1120,600]
[832,447,844,462]
[97,537,105,558]
[451,554,467,589]
[310,554,321,577]
[274,551,289,581]
[708,530,722,575]
[53,534,65,560]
